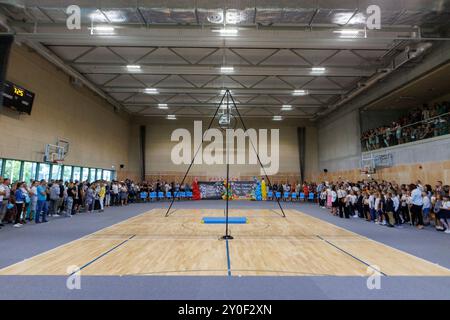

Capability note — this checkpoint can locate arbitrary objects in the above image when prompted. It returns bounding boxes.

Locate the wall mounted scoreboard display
[2,81,35,115]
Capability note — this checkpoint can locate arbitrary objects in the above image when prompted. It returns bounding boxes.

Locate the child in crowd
[422,191,431,226]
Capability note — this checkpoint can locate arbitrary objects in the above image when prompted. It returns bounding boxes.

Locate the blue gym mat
[202,217,248,224]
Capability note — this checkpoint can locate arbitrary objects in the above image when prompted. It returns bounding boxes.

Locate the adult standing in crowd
[35,180,48,224]
[0,177,8,228]
[410,184,424,229]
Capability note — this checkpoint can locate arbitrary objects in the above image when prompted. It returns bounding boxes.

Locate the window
[89,168,96,182]
[103,170,111,181]
[63,166,72,182]
[81,168,89,182]
[38,163,50,181]
[73,167,81,181]
[51,165,62,180]
[0,159,3,176]
[96,169,102,181]
[22,162,37,182]
[3,160,22,183]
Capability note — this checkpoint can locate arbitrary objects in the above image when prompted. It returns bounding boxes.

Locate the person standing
[49,182,60,217]
[112,182,119,206]
[337,185,347,218]
[66,182,76,216]
[410,184,424,229]
[105,182,111,208]
[14,182,26,227]
[422,191,431,226]
[0,177,10,228]
[85,184,95,213]
[98,183,106,213]
[35,180,49,223]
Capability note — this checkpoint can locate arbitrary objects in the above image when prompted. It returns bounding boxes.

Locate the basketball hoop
[53,159,64,166]
[44,144,66,164]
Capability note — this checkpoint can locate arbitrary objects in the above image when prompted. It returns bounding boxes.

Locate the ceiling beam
[13,27,419,49]
[124,103,323,108]
[74,65,375,77]
[103,87,346,95]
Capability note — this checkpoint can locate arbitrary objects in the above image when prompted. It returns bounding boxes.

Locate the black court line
[225,239,232,276]
[316,235,388,276]
[70,235,136,276]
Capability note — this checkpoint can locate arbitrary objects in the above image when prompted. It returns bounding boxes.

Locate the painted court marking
[70,235,136,276]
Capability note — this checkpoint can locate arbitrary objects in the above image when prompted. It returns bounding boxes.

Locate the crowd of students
[1,174,449,235]
[0,177,135,229]
[314,179,450,233]
[361,101,450,151]
[0,177,197,230]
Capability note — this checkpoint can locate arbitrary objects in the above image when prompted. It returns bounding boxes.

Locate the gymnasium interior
[0,0,450,301]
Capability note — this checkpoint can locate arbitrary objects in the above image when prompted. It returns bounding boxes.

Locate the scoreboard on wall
[2,80,35,115]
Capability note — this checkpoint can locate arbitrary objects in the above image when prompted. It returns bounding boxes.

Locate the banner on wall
[231,181,256,200]
[198,181,223,200]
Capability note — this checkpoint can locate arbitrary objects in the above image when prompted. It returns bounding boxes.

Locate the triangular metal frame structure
[165,89,286,240]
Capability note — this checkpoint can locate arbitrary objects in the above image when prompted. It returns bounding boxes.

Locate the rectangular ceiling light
[167,115,177,120]
[212,28,238,36]
[144,88,159,94]
[126,65,141,70]
[158,104,168,109]
[273,116,283,121]
[333,29,362,38]
[281,105,293,111]
[220,66,234,73]
[311,67,326,74]
[293,90,308,96]
[90,25,115,35]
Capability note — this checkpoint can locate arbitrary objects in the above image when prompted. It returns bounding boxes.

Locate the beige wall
[1,44,131,179]
[133,117,318,184]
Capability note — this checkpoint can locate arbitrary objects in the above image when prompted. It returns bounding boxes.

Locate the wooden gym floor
[1,208,449,277]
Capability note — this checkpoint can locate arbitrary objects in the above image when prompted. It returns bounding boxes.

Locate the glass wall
[51,165,62,180]
[89,168,96,182]
[96,169,102,181]
[81,168,89,182]
[103,170,111,181]
[0,158,115,183]
[73,167,81,181]
[3,160,22,183]
[63,166,72,182]
[22,162,38,182]
[38,163,51,181]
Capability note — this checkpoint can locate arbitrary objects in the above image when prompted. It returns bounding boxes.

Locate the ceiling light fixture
[212,28,238,36]
[158,104,168,109]
[281,105,293,111]
[273,116,283,121]
[220,66,234,73]
[126,65,141,70]
[144,88,159,94]
[293,90,308,96]
[333,29,362,38]
[311,67,326,74]
[167,115,177,120]
[90,25,115,35]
